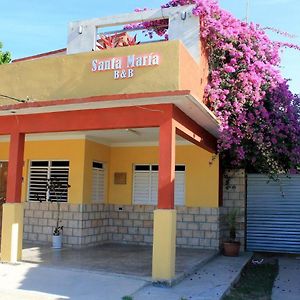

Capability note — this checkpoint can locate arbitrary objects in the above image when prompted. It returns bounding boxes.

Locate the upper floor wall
[0,40,208,106]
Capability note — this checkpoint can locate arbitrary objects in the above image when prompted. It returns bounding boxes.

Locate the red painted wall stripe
[0,90,191,112]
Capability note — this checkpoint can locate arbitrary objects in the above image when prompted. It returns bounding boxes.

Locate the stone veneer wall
[220,169,246,250]
[107,205,220,249]
[23,203,221,249]
[23,169,247,249]
[23,202,109,247]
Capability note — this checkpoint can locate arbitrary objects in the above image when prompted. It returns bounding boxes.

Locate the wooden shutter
[133,164,186,206]
[150,165,158,204]
[49,161,69,202]
[92,162,105,203]
[28,161,49,201]
[28,160,69,202]
[133,165,151,204]
[175,165,185,206]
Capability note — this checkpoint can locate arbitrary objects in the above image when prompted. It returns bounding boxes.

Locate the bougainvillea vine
[130,0,300,175]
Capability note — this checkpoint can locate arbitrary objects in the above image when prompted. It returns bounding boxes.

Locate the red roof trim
[12,48,67,63]
[0,90,192,111]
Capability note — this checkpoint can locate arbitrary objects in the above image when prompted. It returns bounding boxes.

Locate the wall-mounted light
[125,128,140,136]
[78,25,83,34]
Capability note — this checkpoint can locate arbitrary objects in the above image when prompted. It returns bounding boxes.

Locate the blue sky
[0,0,299,93]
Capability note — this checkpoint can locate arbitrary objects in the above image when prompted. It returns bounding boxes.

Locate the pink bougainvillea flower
[130,0,300,175]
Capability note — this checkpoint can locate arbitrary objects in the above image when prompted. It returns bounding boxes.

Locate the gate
[247,174,300,253]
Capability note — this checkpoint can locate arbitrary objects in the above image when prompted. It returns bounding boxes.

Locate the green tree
[0,42,11,64]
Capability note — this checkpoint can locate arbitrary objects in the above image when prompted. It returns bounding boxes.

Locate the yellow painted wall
[0,41,181,105]
[0,140,219,207]
[152,209,176,280]
[0,139,86,204]
[1,203,24,262]
[109,146,159,205]
[109,145,219,207]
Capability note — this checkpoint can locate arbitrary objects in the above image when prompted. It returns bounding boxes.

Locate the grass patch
[223,255,278,300]
[122,296,133,300]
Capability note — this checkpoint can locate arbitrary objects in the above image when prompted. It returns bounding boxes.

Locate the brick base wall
[23,202,109,247]
[108,205,220,249]
[23,169,247,250]
[23,203,221,249]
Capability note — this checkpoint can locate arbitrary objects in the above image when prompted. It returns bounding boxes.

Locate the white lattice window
[133,164,185,205]
[92,161,105,203]
[28,160,70,202]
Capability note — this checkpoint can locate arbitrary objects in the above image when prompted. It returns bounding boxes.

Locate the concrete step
[133,252,252,300]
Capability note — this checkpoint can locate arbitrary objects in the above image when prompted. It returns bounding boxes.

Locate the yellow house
[0,5,221,282]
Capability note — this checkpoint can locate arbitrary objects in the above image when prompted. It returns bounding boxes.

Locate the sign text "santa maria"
[91,53,160,80]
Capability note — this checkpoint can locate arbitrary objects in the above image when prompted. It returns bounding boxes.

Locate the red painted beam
[0,104,173,135]
[158,119,175,209]
[0,90,191,112]
[6,132,25,203]
[172,106,217,153]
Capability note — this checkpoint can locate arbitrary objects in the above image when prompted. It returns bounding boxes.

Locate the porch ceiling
[0,128,189,146]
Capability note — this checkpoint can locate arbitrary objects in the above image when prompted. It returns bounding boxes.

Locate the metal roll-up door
[247,174,300,254]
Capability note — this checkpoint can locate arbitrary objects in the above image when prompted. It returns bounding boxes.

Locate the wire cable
[0,94,27,103]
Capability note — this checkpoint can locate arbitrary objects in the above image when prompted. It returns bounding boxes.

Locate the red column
[6,132,25,203]
[158,119,175,209]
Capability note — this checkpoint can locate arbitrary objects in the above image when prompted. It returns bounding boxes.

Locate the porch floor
[22,243,217,281]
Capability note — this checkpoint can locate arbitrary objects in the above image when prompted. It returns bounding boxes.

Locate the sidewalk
[272,256,300,300]
[133,253,251,300]
[0,252,251,300]
[0,262,147,300]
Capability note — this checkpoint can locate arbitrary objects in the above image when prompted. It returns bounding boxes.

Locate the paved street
[272,256,300,300]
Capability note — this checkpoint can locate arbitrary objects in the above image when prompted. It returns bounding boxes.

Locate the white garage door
[247,174,300,253]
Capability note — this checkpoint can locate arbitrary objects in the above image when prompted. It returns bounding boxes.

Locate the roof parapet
[67,5,200,63]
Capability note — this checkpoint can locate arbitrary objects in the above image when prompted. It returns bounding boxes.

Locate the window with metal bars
[133,164,185,205]
[28,160,70,202]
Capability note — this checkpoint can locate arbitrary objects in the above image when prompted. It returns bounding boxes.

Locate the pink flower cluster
[134,0,300,174]
[124,8,169,40]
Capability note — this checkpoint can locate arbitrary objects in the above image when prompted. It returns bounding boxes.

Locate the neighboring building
[0,5,225,281]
